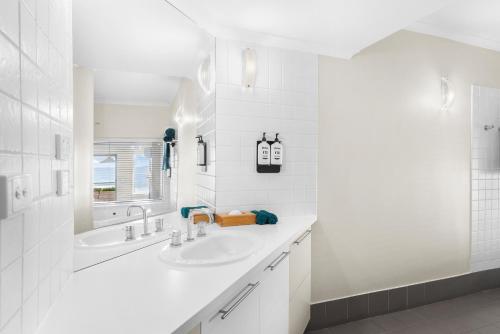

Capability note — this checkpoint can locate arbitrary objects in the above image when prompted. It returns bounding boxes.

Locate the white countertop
[38,215,316,334]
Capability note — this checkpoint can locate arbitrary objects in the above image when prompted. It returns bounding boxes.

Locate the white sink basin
[159,230,263,266]
[75,220,171,249]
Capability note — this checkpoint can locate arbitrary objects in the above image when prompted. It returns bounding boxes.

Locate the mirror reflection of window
[93,155,117,201]
[133,153,151,196]
[93,141,164,203]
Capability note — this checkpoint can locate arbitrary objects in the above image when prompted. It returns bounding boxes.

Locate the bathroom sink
[75,220,170,249]
[159,230,263,266]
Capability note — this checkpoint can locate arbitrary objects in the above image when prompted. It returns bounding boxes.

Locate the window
[133,153,151,196]
[93,141,164,202]
[93,155,117,201]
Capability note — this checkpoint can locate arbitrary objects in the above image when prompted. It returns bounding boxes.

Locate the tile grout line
[19,0,28,332]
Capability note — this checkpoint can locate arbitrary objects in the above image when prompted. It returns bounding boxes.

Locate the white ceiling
[169,0,455,58]
[408,0,500,53]
[93,70,181,106]
[73,0,212,106]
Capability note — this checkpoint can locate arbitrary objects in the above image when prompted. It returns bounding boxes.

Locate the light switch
[57,170,69,196]
[12,175,32,213]
[0,175,33,220]
[12,176,23,212]
[55,134,70,160]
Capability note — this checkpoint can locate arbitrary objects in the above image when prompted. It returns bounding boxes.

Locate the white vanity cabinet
[202,248,290,334]
[201,225,312,334]
[289,229,312,334]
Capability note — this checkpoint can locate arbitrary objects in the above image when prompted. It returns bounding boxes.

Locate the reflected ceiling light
[242,48,257,88]
[198,56,212,95]
[441,77,455,112]
[174,105,185,127]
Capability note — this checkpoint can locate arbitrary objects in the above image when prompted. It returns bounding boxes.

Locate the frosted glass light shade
[441,77,455,111]
[242,48,257,88]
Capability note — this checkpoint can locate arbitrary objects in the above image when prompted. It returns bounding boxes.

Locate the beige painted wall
[314,30,500,302]
[94,103,173,139]
[74,67,95,234]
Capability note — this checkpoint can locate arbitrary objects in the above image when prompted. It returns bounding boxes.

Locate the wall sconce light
[197,56,212,95]
[242,48,257,88]
[441,76,455,111]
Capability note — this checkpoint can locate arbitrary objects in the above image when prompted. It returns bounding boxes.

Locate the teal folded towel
[251,210,278,225]
[181,206,207,218]
[260,210,278,224]
[251,210,266,225]
[162,128,176,171]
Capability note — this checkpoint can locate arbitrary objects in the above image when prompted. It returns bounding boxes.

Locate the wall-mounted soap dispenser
[257,132,270,166]
[270,133,282,166]
[257,132,281,173]
[196,135,207,170]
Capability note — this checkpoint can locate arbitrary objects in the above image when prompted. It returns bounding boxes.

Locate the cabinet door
[289,229,311,334]
[289,274,311,334]
[203,282,261,334]
[260,252,290,334]
[289,229,311,296]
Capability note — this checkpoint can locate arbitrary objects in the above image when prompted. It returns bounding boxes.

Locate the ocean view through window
[93,155,117,201]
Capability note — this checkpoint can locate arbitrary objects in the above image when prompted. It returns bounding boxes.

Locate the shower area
[471,85,500,271]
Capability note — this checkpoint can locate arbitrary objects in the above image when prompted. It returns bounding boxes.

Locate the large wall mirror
[73,0,214,237]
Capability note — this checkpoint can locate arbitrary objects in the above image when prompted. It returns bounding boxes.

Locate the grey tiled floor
[307,288,500,334]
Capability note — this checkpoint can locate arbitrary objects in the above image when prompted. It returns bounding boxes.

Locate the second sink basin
[75,220,171,249]
[159,230,263,267]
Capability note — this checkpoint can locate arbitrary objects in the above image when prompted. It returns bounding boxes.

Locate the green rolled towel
[251,210,267,225]
[251,210,278,225]
[260,210,278,224]
[181,206,207,218]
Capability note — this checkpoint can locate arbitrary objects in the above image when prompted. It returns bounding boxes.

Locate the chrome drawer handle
[265,251,289,271]
[218,281,260,320]
[294,229,312,245]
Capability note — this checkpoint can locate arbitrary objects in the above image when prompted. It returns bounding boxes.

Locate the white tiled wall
[471,85,500,272]
[195,89,216,209]
[0,0,73,333]
[213,39,318,217]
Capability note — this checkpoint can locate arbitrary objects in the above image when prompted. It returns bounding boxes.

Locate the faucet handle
[170,229,182,247]
[125,225,136,241]
[155,218,164,233]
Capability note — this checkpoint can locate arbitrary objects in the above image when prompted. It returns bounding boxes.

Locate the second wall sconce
[441,76,455,112]
[242,48,257,88]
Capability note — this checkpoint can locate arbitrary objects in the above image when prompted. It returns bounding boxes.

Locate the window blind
[93,141,165,202]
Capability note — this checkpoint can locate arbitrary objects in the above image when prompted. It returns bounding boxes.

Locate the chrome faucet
[186,210,196,242]
[188,208,214,239]
[127,205,150,237]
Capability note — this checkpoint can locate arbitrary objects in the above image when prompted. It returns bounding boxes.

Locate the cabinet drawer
[289,229,311,295]
[203,281,261,334]
[289,274,311,334]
